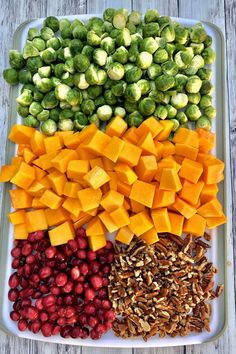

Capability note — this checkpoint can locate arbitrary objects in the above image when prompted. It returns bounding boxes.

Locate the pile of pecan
[109,233,223,341]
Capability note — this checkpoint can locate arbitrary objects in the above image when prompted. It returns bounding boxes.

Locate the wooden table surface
[0,0,235,353]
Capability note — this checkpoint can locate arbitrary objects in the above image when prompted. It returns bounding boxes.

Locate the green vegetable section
[3,9,215,135]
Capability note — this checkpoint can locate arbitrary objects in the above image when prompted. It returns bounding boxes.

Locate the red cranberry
[71,259,81,266]
[90,328,101,340]
[84,288,96,301]
[70,266,80,280]
[94,297,102,308]
[30,320,41,333]
[98,255,107,264]
[76,227,86,238]
[71,326,81,338]
[74,283,83,295]
[98,287,107,299]
[66,315,78,324]
[57,317,66,326]
[97,248,105,256]
[96,323,107,335]
[40,311,49,322]
[45,246,57,259]
[19,277,28,289]
[11,247,21,258]
[90,275,103,290]
[57,262,67,270]
[89,260,100,273]
[57,296,63,305]
[105,241,113,250]
[83,282,90,290]
[84,304,96,315]
[47,305,57,313]
[97,308,105,322]
[52,325,61,335]
[65,306,76,318]
[39,284,49,294]
[8,289,19,302]
[17,265,24,276]
[79,262,89,276]
[105,321,113,330]
[104,310,116,322]
[12,258,20,269]
[77,275,85,282]
[18,319,28,331]
[62,281,73,293]
[51,286,61,295]
[46,260,56,268]
[76,236,88,249]
[102,264,110,274]
[25,255,35,264]
[55,273,68,287]
[68,239,78,252]
[35,298,43,311]
[49,312,59,322]
[76,249,86,259]
[32,291,41,299]
[80,327,89,339]
[8,273,20,288]
[41,323,53,337]
[60,325,72,338]
[87,250,96,261]
[78,313,87,326]
[102,278,109,287]
[102,299,111,310]
[63,295,74,306]
[39,266,52,279]
[57,307,65,317]
[31,274,40,283]
[88,315,99,328]
[21,299,31,307]
[24,306,39,320]
[107,253,114,263]
[13,300,22,311]
[42,294,56,308]
[56,252,67,262]
[10,310,20,321]
[62,244,73,257]
[21,243,32,256]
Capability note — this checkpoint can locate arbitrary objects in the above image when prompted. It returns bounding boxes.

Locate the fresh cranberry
[94,297,102,308]
[39,266,52,279]
[84,288,96,301]
[102,299,111,310]
[52,325,61,335]
[10,311,20,321]
[50,286,61,295]
[88,315,99,328]
[80,327,89,339]
[41,323,53,337]
[102,278,109,287]
[24,306,39,321]
[90,328,101,340]
[62,281,73,293]
[32,291,41,299]
[8,289,19,302]
[39,311,48,322]
[60,325,72,338]
[84,304,96,315]
[76,228,86,238]
[63,295,74,306]
[12,258,20,269]
[68,239,78,252]
[45,246,57,259]
[107,253,114,263]
[87,250,96,261]
[35,298,43,311]
[18,319,28,331]
[76,249,86,259]
[21,299,31,307]
[65,306,76,318]
[30,274,40,283]
[8,273,20,288]
[21,243,32,256]
[11,247,21,258]
[70,266,80,280]
[98,287,107,299]
[39,284,49,294]
[79,262,89,276]
[90,275,103,290]
[78,313,87,326]
[55,273,68,287]
[96,323,107,335]
[104,310,116,322]
[76,237,88,250]
[62,244,73,257]
[71,326,81,338]
[30,320,41,333]
[57,317,66,326]
[42,294,56,308]
[89,261,100,273]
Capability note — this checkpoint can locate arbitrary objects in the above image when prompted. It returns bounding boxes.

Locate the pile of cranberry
[8,228,116,340]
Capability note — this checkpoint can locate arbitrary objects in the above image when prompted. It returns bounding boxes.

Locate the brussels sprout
[69,39,83,55]
[107,62,124,81]
[54,63,66,78]
[162,93,171,104]
[97,69,108,85]
[174,26,189,44]
[104,21,113,33]
[176,111,188,124]
[113,8,128,29]
[55,83,71,100]
[110,28,121,39]
[199,94,212,109]
[124,63,134,72]
[170,118,180,132]
[100,37,116,55]
[60,38,71,48]
[197,68,212,81]
[103,8,116,22]
[63,47,73,60]
[59,19,72,39]
[129,11,141,26]
[73,73,89,90]
[155,74,175,91]
[17,105,29,118]
[200,80,214,95]
[136,51,153,69]
[204,106,216,119]
[41,47,57,64]
[23,115,40,128]
[174,50,193,69]
[26,57,43,74]
[32,38,46,51]
[124,66,143,85]
[41,91,58,109]
[190,23,207,43]
[89,114,100,127]
[114,106,126,117]
[37,66,51,79]
[143,22,159,38]
[41,119,57,135]
[3,68,19,85]
[161,61,178,76]
[9,50,24,70]
[73,53,90,73]
[21,84,34,93]
[126,21,137,35]
[165,104,177,119]
[74,115,88,130]
[46,37,61,50]
[59,108,74,119]
[72,24,88,41]
[139,37,158,54]
[195,116,211,130]
[185,104,201,121]
[51,77,61,88]
[97,105,113,121]
[124,100,138,113]
[16,89,33,106]
[185,55,204,75]
[87,31,101,46]
[128,111,143,127]
[154,105,168,120]
[87,86,102,99]
[111,81,126,97]
[124,83,142,103]
[202,47,216,64]
[190,42,204,55]
[185,75,202,93]
[187,92,201,105]
[49,108,61,122]
[40,26,55,41]
[204,35,212,47]
[131,33,143,45]
[95,96,106,107]
[84,64,99,85]
[174,74,188,92]
[137,79,151,95]
[23,44,39,59]
[144,9,159,23]
[80,99,95,116]
[153,48,168,64]
[36,78,53,93]
[180,123,190,129]
[116,28,131,47]
[146,64,161,80]
[18,69,32,84]
[27,27,40,40]
[112,46,129,64]
[58,118,74,131]
[93,48,108,66]
[138,97,156,116]
[37,109,49,121]
[64,59,75,74]
[29,101,43,116]
[43,16,59,32]
[160,24,175,42]
[171,93,188,109]
[104,90,117,105]
[149,89,164,103]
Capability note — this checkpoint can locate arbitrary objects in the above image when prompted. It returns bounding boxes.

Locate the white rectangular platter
[0,13,230,348]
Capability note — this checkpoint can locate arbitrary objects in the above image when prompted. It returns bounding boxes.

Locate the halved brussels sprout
[129,11,142,25]
[204,106,216,119]
[113,8,128,29]
[199,94,212,109]
[107,62,125,80]
[74,53,90,73]
[16,89,33,106]
[49,108,61,122]
[200,80,214,95]
[43,16,59,32]
[176,111,188,124]
[139,37,158,54]
[147,64,162,80]
[29,101,43,116]
[93,48,108,66]
[116,28,131,47]
[81,99,96,116]
[170,118,180,131]
[202,47,216,64]
[174,26,189,44]
[103,8,116,23]
[114,106,126,117]
[171,93,188,109]
[153,48,168,64]
[113,46,129,64]
[27,27,40,41]
[137,79,151,95]
[143,22,159,38]
[197,68,212,81]
[101,37,116,54]
[32,38,46,51]
[161,61,178,76]
[125,66,142,84]
[104,90,117,105]
[37,109,50,121]
[97,105,113,121]
[144,9,159,23]
[17,105,29,118]
[23,115,40,128]
[9,50,25,70]
[154,105,168,120]
[111,81,127,97]
[190,23,207,43]
[58,118,74,131]
[187,92,201,104]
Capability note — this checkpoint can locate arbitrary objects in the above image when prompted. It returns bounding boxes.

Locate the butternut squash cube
[129,210,153,236]
[25,209,48,233]
[98,211,119,233]
[45,207,70,227]
[155,159,180,182]
[32,197,47,209]
[175,143,198,161]
[11,162,35,189]
[67,160,90,180]
[14,223,28,240]
[205,213,227,229]
[51,149,78,173]
[17,144,28,157]
[9,189,32,209]
[183,214,206,236]
[138,132,157,156]
[54,131,73,145]
[64,124,97,148]
[130,200,146,213]
[202,158,224,184]
[0,165,17,182]
[130,180,156,208]
[117,180,132,197]
[179,180,204,205]
[109,206,130,228]
[156,120,174,141]
[39,190,63,209]
[32,158,42,169]
[179,158,203,183]
[49,221,75,246]
[106,116,127,137]
[90,158,105,170]
[135,155,157,182]
[168,212,184,236]
[8,210,26,225]
[86,216,106,236]
[161,141,175,158]
[62,197,81,218]
[76,147,96,160]
[81,129,111,156]
[114,163,138,185]
[140,227,159,245]
[40,176,52,189]
[27,180,46,196]
[100,190,124,212]
[118,141,142,167]
[155,141,164,161]
[173,128,199,149]
[196,128,215,153]
[160,167,182,192]
[197,198,223,218]
[63,182,81,198]
[9,124,35,145]
[39,152,57,170]
[31,130,46,156]
[173,196,197,219]
[102,157,115,171]
[115,226,134,245]
[23,147,36,164]
[122,127,139,144]
[44,136,63,153]
[200,184,218,204]
[88,234,107,251]
[107,171,117,191]
[78,188,102,212]
[11,156,24,166]
[152,189,175,208]
[136,117,163,138]
[83,166,110,189]
[48,170,67,196]
[103,136,125,163]
[74,214,93,229]
[151,208,171,233]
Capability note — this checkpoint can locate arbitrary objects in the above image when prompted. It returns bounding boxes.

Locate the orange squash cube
[63,182,81,198]
[88,234,107,251]
[138,132,157,156]
[64,124,97,148]
[160,167,182,192]
[114,163,138,185]
[122,127,139,144]
[40,190,63,209]
[152,189,175,208]
[175,143,198,160]
[23,147,36,164]
[49,221,75,246]
[52,149,78,173]
[74,214,93,229]
[67,160,90,180]
[100,190,124,212]
[48,170,67,196]
[45,207,70,227]
[173,196,197,219]
[54,131,73,145]
[107,171,117,191]
[81,129,111,156]
[130,200,146,213]
[14,223,28,240]
[196,128,215,153]
[197,198,223,218]
[117,180,132,197]
[205,213,227,229]
[130,180,156,208]
[38,152,57,170]
[179,158,203,183]
[31,130,46,156]
[90,158,105,170]
[62,197,81,218]
[25,209,48,233]
[200,184,218,204]
[168,212,184,236]
[86,216,106,236]
[115,226,134,245]
[32,197,47,209]
[173,128,199,149]
[140,227,159,245]
[183,214,206,236]
[11,162,35,189]
[151,208,171,233]
[118,141,142,167]
[109,206,130,228]
[8,210,26,225]
[0,165,17,182]
[9,124,35,145]
[136,117,163,138]
[103,136,125,163]
[179,180,204,205]
[202,158,224,184]
[83,166,110,189]
[44,136,63,153]
[156,120,174,141]
[135,155,157,182]
[106,116,127,137]
[9,189,32,209]
[129,210,153,236]
[78,188,102,212]
[161,141,175,158]
[98,211,119,233]
[27,180,46,196]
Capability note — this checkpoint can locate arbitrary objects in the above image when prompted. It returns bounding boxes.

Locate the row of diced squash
[0,116,226,250]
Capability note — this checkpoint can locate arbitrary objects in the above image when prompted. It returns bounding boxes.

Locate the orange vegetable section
[0,122,226,250]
